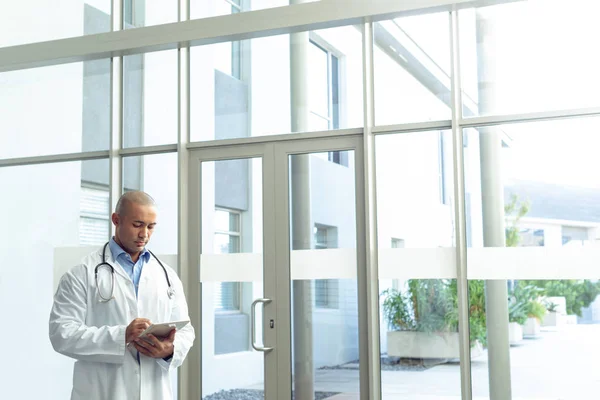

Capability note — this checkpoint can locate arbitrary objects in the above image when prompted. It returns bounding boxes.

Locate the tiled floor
[251,324,600,399]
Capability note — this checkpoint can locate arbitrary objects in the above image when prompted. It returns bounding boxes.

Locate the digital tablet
[139,320,190,339]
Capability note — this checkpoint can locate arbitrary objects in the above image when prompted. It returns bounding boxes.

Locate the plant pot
[542,311,558,327]
[387,331,483,359]
[523,317,540,337]
[508,322,523,345]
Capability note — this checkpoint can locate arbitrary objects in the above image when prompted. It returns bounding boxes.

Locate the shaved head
[115,191,156,216]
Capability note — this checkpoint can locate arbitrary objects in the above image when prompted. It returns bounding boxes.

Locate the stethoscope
[94,242,175,302]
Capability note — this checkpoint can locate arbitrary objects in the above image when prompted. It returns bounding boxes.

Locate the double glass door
[187,136,365,400]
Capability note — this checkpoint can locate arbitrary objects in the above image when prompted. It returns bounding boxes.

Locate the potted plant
[508,294,526,345]
[523,300,546,337]
[509,283,545,340]
[381,279,485,359]
[541,301,559,327]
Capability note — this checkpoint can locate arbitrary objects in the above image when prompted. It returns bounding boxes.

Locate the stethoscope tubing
[94,242,174,302]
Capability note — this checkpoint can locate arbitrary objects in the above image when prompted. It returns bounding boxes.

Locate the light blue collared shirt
[109,237,150,297]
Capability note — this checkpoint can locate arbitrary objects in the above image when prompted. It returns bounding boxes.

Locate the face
[112,202,157,258]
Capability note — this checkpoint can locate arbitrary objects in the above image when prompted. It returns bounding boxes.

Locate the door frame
[272,135,368,399]
[186,135,368,399]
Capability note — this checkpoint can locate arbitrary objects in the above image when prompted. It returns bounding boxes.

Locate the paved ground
[252,324,600,399]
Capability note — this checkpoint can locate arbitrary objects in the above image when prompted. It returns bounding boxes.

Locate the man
[49,191,194,400]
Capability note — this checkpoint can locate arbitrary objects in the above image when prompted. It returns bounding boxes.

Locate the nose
[138,227,148,239]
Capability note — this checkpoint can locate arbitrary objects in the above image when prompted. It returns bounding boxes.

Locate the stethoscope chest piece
[167,287,175,299]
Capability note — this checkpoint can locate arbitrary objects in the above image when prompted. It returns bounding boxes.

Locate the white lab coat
[49,246,195,400]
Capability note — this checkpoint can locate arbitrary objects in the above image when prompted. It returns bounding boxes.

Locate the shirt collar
[109,237,150,262]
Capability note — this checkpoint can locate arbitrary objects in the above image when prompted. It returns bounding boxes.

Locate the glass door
[188,136,365,400]
[273,136,366,400]
[188,143,278,400]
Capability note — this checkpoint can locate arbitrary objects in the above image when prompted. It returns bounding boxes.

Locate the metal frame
[0,0,516,72]
[3,0,600,399]
[187,142,278,399]
[449,9,473,400]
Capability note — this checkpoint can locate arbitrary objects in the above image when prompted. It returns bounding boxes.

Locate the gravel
[319,355,452,372]
[203,389,340,400]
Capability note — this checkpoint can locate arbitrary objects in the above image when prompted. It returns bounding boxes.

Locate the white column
[290,0,314,397]
[476,8,512,400]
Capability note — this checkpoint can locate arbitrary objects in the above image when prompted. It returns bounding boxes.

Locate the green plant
[544,301,558,313]
[521,280,600,317]
[527,300,547,322]
[508,283,545,324]
[381,280,454,333]
[504,193,530,248]
[381,279,487,347]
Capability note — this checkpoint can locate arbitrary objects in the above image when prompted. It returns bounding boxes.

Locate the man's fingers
[167,329,176,341]
[146,334,162,346]
[134,342,154,357]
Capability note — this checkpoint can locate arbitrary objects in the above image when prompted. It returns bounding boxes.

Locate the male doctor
[49,191,195,400]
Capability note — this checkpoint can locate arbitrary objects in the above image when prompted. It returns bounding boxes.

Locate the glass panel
[190,25,363,142]
[308,42,330,120]
[200,158,265,399]
[464,117,600,398]
[123,0,178,28]
[122,153,178,254]
[289,150,359,399]
[0,60,110,159]
[0,0,111,47]
[191,0,320,20]
[374,13,451,125]
[375,131,461,398]
[460,0,600,117]
[0,159,108,398]
[122,152,179,396]
[123,50,178,147]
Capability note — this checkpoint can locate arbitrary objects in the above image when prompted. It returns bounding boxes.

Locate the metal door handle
[251,298,273,352]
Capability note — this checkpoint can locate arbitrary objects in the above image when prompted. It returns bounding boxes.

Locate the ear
[111,213,119,226]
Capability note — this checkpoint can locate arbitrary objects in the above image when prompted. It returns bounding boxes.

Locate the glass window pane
[123,0,178,28]
[0,61,110,159]
[376,131,461,398]
[200,158,264,393]
[0,159,108,398]
[191,25,363,141]
[460,0,600,117]
[374,13,451,125]
[122,153,178,254]
[464,117,600,398]
[0,1,111,47]
[289,150,359,398]
[308,42,330,119]
[191,0,319,20]
[123,50,178,147]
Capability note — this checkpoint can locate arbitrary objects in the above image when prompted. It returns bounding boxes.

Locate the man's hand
[126,318,152,344]
[133,329,176,359]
